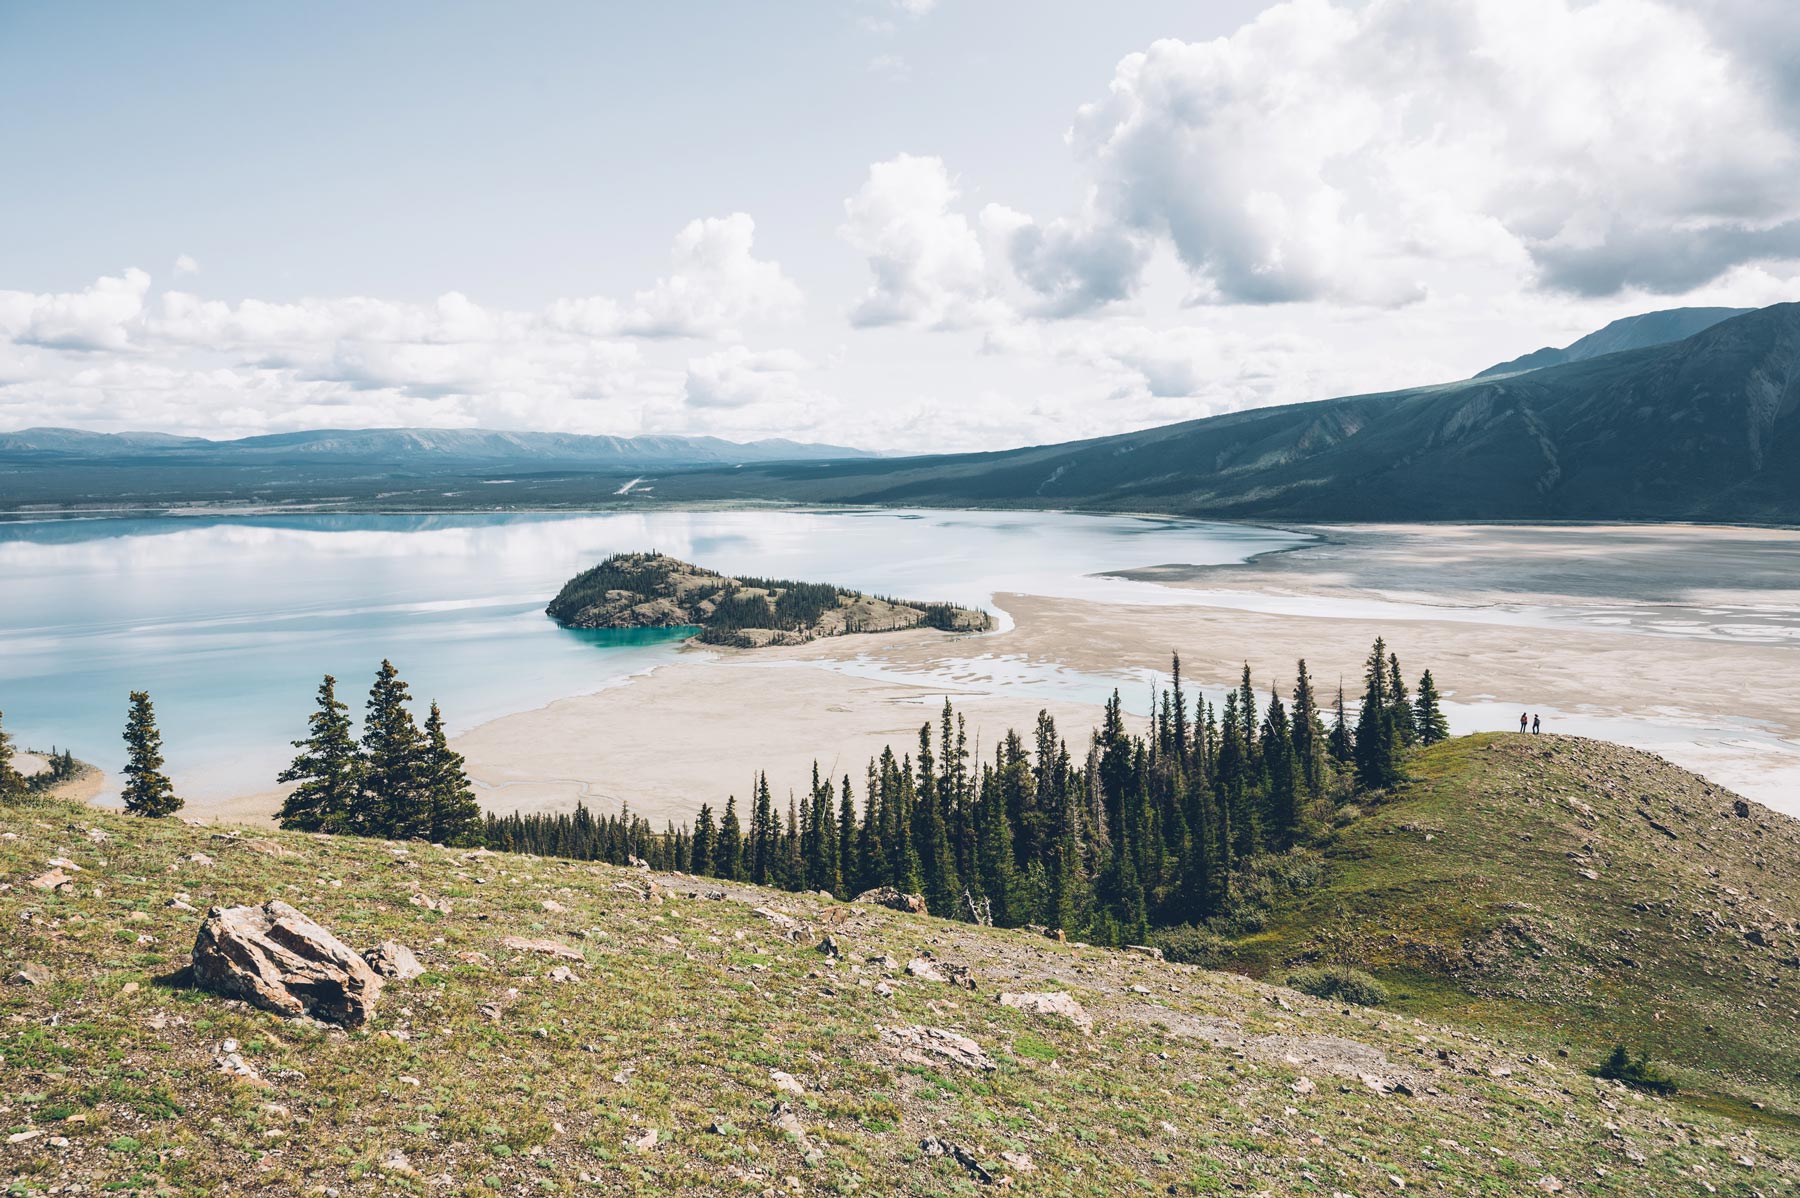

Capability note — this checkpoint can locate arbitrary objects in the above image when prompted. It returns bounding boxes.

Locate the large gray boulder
[190,901,384,1026]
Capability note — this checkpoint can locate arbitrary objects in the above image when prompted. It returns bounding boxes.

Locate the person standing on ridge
[1532,714,1541,734]
[1519,711,1528,733]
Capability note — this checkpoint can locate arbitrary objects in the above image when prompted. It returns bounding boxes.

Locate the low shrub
[1285,964,1389,1007]
[1596,1046,1677,1095]
[1151,924,1233,967]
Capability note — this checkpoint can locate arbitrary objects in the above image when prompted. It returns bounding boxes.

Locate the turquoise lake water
[0,509,1305,803]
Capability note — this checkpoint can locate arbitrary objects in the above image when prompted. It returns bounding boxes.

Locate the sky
[1,0,1797,453]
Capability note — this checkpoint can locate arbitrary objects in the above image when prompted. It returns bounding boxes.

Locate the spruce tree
[1261,686,1299,850]
[691,803,716,877]
[362,660,428,838]
[717,794,743,880]
[1387,653,1415,747]
[1328,682,1354,764]
[1290,659,1326,794]
[277,675,362,832]
[1414,669,1451,746]
[121,691,182,817]
[0,710,23,803]
[837,777,858,896]
[1354,639,1401,790]
[421,702,484,845]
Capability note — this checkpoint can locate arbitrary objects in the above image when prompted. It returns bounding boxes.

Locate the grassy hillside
[3,741,1797,1195]
[1219,733,1800,1120]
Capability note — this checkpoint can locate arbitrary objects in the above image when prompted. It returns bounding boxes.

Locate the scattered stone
[547,965,580,984]
[363,941,425,981]
[1124,944,1165,961]
[165,894,198,913]
[920,1137,996,1185]
[771,1069,806,1096]
[1733,799,1751,819]
[190,900,385,1026]
[625,1127,658,1152]
[8,1129,43,1145]
[855,886,927,914]
[1000,1151,1034,1172]
[868,953,900,971]
[501,935,584,962]
[541,899,567,913]
[998,991,1092,1034]
[7,962,52,986]
[878,1024,998,1071]
[1293,1076,1316,1094]
[185,852,215,867]
[753,906,801,930]
[1538,1177,1563,1192]
[215,1038,263,1083]
[817,934,842,958]
[28,867,74,891]
[905,957,948,982]
[408,892,452,913]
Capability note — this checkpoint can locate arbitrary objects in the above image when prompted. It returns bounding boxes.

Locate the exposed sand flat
[453,646,1105,825]
[451,523,1800,819]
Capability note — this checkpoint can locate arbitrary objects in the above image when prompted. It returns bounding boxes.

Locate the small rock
[905,957,947,983]
[1124,944,1165,961]
[7,962,52,986]
[854,886,926,914]
[8,1129,43,1144]
[816,934,842,958]
[997,991,1092,1034]
[625,1127,658,1152]
[501,935,583,961]
[28,867,73,891]
[877,1024,997,1071]
[547,965,580,984]
[1537,1177,1563,1193]
[1293,1076,1315,1094]
[363,941,425,981]
[771,1069,805,1095]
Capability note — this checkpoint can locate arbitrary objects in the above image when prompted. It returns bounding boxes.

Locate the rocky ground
[3,746,1798,1195]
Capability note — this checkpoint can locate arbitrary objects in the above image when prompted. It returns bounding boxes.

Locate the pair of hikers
[1518,711,1541,734]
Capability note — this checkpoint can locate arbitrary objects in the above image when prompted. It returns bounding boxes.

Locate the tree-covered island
[545,551,992,647]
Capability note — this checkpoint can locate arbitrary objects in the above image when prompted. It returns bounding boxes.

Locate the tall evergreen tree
[749,772,775,885]
[1328,682,1354,764]
[717,794,744,880]
[1261,685,1299,850]
[1354,640,1402,790]
[1290,659,1326,794]
[362,660,428,837]
[1387,653,1416,748]
[0,710,23,804]
[277,675,362,832]
[837,776,858,896]
[421,701,484,845]
[691,803,716,877]
[1414,669,1451,746]
[122,691,182,817]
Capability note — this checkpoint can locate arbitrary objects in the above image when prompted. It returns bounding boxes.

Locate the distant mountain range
[641,303,1800,522]
[3,304,1795,521]
[0,426,874,467]
[1474,306,1754,378]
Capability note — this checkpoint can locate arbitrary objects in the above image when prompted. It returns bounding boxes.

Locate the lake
[0,509,1306,804]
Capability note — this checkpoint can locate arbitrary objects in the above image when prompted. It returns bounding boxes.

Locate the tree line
[491,637,1451,944]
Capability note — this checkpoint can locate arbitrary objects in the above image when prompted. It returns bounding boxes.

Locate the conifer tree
[1328,682,1354,764]
[0,710,23,804]
[1414,669,1451,746]
[421,702,484,845]
[1261,685,1299,849]
[362,660,428,838]
[691,803,716,877]
[749,772,775,885]
[1387,653,1416,747]
[837,776,858,896]
[277,675,362,832]
[1170,653,1189,774]
[1290,660,1326,794]
[1354,640,1401,790]
[717,794,743,880]
[122,690,182,817]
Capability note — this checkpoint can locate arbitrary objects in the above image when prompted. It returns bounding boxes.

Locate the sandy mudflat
[453,645,1105,825]
[450,522,1800,820]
